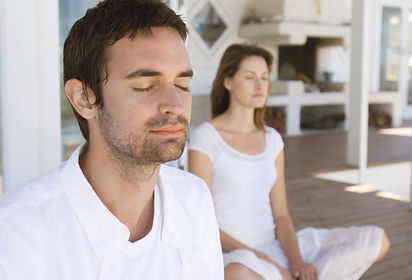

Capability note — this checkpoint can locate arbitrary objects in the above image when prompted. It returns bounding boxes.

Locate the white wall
[316,46,350,83]
[0,0,61,192]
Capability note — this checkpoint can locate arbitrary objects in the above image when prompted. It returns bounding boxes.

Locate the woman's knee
[375,230,390,262]
[225,263,263,280]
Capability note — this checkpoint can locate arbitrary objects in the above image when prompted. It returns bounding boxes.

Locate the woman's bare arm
[270,150,302,264]
[270,150,318,279]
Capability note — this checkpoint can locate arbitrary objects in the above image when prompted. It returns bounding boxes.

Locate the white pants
[223,226,384,280]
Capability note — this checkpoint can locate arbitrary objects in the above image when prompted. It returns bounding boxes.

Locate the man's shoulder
[160,165,210,199]
[160,165,207,187]
[159,165,216,232]
[0,164,65,221]
[161,164,204,180]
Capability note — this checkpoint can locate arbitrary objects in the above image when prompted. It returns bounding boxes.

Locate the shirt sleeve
[267,127,284,158]
[199,180,224,279]
[0,267,5,280]
[188,124,217,162]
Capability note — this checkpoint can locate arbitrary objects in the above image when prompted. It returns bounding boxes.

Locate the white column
[286,104,301,136]
[0,0,61,192]
[347,0,371,183]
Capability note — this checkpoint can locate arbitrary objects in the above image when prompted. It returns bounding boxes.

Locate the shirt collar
[157,166,195,239]
[60,145,202,261]
[60,145,128,259]
[158,165,208,271]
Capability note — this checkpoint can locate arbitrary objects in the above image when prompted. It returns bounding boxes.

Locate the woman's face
[224,55,270,109]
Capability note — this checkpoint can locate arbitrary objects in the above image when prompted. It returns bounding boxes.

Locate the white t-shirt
[121,185,181,278]
[0,145,224,280]
[188,122,284,249]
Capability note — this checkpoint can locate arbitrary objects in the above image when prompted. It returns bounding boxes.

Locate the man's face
[97,27,192,166]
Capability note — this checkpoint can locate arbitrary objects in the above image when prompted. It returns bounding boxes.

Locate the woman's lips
[252,93,265,98]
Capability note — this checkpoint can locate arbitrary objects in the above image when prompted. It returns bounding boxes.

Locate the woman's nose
[255,78,263,89]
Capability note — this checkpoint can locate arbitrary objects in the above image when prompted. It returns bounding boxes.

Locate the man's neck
[79,144,160,242]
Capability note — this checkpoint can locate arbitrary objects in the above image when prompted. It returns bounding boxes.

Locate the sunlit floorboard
[315,161,411,202]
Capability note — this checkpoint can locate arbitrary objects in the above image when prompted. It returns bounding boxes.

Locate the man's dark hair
[63,0,188,141]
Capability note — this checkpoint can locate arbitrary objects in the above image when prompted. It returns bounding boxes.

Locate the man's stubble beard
[98,105,189,171]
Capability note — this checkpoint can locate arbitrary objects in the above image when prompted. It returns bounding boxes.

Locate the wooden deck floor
[284,123,412,279]
[284,124,412,181]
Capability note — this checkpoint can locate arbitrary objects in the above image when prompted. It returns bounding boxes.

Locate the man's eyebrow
[125,69,161,79]
[178,70,194,78]
[124,69,193,79]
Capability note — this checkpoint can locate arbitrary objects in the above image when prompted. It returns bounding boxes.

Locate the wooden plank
[384,241,412,260]
[361,252,412,280]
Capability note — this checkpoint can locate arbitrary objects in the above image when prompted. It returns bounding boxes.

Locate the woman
[188,44,390,280]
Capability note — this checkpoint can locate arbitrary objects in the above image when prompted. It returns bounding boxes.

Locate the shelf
[249,0,351,26]
[369,92,402,126]
[267,96,290,106]
[267,92,347,107]
[300,104,346,131]
[267,81,348,135]
[300,92,347,105]
[239,21,350,46]
[299,127,346,135]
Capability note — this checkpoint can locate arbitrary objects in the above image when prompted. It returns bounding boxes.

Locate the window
[192,1,227,48]
[379,7,402,92]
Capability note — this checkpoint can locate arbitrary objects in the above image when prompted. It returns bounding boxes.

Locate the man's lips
[149,125,185,136]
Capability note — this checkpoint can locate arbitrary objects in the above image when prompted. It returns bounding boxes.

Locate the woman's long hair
[211,44,274,130]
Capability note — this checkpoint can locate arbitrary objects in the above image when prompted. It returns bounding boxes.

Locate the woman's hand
[253,251,294,280]
[278,266,295,280]
[289,261,318,280]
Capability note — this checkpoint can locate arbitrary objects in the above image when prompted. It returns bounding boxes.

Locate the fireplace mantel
[239,21,350,46]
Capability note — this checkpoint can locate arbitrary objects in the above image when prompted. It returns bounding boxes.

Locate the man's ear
[65,79,97,120]
[223,77,232,91]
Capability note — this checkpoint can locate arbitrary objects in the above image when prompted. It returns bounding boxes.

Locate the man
[0,0,223,279]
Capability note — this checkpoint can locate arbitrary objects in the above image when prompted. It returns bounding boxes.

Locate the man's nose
[158,82,183,115]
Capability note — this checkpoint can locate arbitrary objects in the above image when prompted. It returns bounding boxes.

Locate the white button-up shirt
[0,147,224,279]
